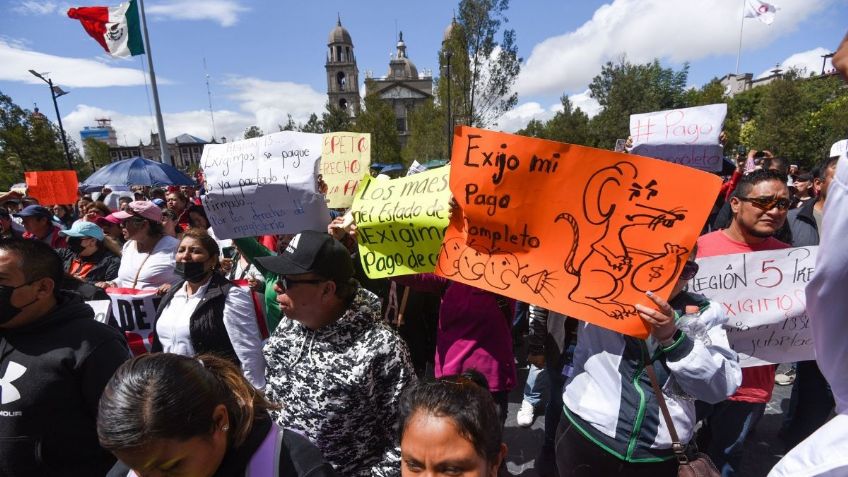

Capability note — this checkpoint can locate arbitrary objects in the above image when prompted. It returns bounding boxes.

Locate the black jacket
[786,198,820,247]
[151,273,239,364]
[0,292,130,477]
[107,417,337,477]
[56,247,121,284]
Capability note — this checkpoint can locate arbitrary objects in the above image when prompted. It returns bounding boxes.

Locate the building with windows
[364,31,433,147]
[108,133,210,170]
[80,118,118,146]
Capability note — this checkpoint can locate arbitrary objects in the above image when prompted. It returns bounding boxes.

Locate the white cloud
[12,1,58,15]
[757,47,834,78]
[495,89,601,132]
[223,76,328,132]
[0,39,161,88]
[147,0,249,27]
[62,76,328,147]
[517,0,829,97]
[63,104,253,147]
[568,89,601,118]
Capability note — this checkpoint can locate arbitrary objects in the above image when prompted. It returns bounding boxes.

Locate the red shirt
[697,230,790,403]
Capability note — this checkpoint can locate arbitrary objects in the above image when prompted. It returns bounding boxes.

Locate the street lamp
[28,70,74,170]
[444,50,453,160]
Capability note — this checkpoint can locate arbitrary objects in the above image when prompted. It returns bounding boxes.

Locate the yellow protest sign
[321,132,371,208]
[351,166,451,278]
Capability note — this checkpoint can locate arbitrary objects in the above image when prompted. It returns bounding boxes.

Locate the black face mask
[67,237,84,255]
[174,261,211,283]
[0,281,39,325]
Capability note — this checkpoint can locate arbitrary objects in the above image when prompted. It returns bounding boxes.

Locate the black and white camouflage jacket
[264,287,415,477]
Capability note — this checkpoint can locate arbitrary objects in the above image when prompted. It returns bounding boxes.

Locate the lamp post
[445,50,453,161]
[28,70,73,170]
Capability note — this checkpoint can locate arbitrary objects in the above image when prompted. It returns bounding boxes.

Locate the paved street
[501,361,795,476]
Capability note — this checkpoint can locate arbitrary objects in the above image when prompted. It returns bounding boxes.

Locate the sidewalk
[501,362,794,476]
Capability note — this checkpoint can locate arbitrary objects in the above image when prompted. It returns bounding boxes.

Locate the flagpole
[135,0,172,166]
[735,0,746,74]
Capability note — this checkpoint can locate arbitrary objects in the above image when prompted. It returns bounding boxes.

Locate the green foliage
[299,113,324,133]
[355,94,401,164]
[402,99,448,164]
[83,137,111,172]
[507,58,846,169]
[0,90,84,190]
[322,103,353,133]
[437,0,520,128]
[587,57,689,148]
[243,125,263,139]
[278,114,297,131]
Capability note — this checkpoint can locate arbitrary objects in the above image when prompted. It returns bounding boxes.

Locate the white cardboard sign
[630,104,727,148]
[201,131,331,239]
[689,247,816,367]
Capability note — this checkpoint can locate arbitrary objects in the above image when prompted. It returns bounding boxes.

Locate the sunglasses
[737,196,791,211]
[275,276,326,291]
[679,261,699,281]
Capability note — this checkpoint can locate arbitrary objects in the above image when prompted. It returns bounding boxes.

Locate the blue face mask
[0,281,39,324]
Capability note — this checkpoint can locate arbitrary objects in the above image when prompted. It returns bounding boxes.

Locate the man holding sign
[0,239,130,475]
[697,169,791,476]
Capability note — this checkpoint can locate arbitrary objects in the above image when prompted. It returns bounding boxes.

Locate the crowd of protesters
[0,30,845,477]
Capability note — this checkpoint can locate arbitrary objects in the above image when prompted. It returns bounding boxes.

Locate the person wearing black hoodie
[0,238,130,476]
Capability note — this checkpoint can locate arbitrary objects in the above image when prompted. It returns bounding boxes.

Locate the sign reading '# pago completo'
[630,104,727,148]
[200,131,331,240]
[690,247,817,367]
[438,126,721,339]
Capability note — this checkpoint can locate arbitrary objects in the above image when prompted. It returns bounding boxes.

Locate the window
[336,71,346,91]
[339,98,348,111]
[396,117,406,133]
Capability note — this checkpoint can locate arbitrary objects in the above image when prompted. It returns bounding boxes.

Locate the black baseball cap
[255,230,354,282]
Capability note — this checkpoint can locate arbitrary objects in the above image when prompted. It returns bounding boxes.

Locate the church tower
[325,16,360,116]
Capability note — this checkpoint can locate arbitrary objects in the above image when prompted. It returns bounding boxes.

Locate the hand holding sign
[439,126,721,338]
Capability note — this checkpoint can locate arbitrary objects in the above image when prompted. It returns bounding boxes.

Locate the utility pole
[29,70,73,170]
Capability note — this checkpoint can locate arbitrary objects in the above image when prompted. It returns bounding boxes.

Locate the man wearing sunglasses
[256,230,415,477]
[696,168,791,476]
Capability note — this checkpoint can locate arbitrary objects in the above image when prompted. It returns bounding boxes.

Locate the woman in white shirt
[109,201,179,292]
[151,227,266,390]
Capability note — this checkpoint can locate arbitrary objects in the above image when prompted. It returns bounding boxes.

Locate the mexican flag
[67,0,144,58]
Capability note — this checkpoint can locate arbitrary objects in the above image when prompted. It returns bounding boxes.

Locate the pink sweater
[394,274,517,392]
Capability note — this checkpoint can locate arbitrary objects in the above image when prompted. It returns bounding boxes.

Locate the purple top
[395,274,517,392]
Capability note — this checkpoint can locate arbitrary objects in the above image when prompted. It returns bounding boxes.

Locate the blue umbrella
[81,157,194,192]
[380,164,405,174]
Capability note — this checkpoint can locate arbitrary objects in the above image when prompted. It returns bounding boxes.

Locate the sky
[1,0,846,150]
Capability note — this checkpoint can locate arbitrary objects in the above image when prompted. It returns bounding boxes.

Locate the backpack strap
[246,421,284,477]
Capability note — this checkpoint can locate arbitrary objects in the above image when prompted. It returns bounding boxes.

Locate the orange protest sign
[436,126,722,338]
[24,170,79,205]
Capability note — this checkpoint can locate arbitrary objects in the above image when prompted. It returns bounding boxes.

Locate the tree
[0,91,83,189]
[243,125,263,139]
[299,113,324,133]
[587,57,689,148]
[278,114,297,131]
[402,99,448,163]
[322,103,353,133]
[544,95,591,145]
[355,94,401,164]
[515,118,546,138]
[83,137,111,171]
[438,0,521,128]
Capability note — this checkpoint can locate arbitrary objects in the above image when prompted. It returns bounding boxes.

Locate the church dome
[328,18,352,45]
[388,57,418,80]
[443,17,459,42]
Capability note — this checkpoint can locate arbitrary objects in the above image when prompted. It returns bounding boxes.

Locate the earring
[222,425,229,432]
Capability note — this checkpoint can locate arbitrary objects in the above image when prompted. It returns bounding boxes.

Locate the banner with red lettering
[104,287,160,356]
[689,247,816,367]
[321,132,371,208]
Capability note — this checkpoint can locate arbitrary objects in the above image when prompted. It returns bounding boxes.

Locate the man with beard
[697,169,791,476]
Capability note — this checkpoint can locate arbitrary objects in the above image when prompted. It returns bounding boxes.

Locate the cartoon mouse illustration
[556,161,689,319]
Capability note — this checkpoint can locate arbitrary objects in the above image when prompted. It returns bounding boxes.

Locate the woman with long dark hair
[98,353,336,477]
